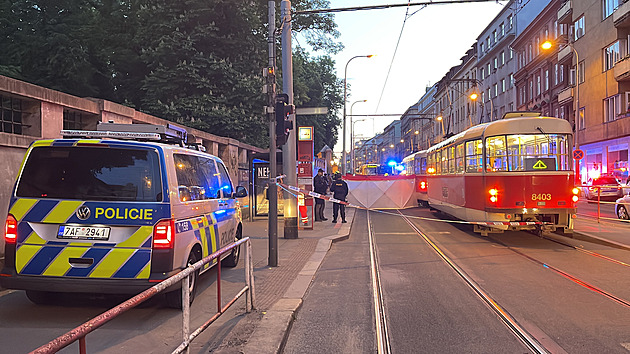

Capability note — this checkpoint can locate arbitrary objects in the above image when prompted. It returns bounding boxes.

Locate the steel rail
[31,237,255,354]
[397,211,549,354]
[487,236,630,309]
[367,211,392,354]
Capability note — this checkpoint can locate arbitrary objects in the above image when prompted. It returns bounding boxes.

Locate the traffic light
[275,93,294,147]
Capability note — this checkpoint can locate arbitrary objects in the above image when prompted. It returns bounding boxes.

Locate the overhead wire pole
[267,1,278,267]
[281,0,298,239]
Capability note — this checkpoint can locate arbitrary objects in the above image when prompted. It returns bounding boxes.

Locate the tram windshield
[486,133,571,172]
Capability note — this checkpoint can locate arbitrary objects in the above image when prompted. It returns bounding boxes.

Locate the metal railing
[31,237,255,354]
[580,185,630,223]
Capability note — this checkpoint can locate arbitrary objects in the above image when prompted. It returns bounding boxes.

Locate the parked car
[584,176,624,201]
[615,193,630,220]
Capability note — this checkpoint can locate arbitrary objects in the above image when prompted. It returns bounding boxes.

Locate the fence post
[245,239,252,312]
[597,187,601,223]
[182,275,190,353]
[249,240,256,310]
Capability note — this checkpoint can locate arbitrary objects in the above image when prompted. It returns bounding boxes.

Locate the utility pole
[267,1,278,266]
[281,0,298,239]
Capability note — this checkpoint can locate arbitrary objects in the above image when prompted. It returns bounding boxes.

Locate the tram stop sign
[573,149,584,160]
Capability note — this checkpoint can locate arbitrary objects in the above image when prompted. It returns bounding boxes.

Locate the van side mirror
[233,185,248,198]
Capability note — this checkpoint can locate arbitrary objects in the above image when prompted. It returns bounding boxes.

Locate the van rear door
[10,141,167,281]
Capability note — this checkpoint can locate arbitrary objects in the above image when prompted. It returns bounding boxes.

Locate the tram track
[396,210,549,354]
[366,210,392,354]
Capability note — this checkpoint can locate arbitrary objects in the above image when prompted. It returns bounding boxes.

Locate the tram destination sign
[524,158,557,171]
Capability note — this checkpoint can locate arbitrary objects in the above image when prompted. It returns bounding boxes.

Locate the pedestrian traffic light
[275,94,294,147]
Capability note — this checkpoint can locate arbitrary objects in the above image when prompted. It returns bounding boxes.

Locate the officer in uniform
[330,172,349,223]
[313,168,328,221]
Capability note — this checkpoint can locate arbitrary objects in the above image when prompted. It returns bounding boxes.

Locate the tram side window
[486,136,508,172]
[441,149,449,174]
[448,146,455,173]
[428,153,436,173]
[465,139,483,173]
[420,157,427,174]
[455,143,464,173]
[436,150,442,174]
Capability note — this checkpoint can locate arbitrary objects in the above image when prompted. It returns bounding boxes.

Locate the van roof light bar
[61,130,161,140]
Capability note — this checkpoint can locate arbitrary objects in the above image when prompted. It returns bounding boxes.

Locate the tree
[291,48,342,152]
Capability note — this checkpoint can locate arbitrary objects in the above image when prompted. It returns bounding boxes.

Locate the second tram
[402,150,429,207]
[425,113,578,235]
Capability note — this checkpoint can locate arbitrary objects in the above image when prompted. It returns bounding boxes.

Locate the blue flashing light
[395,165,405,171]
[387,160,397,166]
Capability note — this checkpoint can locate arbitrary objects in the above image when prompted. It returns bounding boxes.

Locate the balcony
[558,0,572,24]
[614,0,630,27]
[557,86,574,104]
[557,45,572,62]
[614,56,630,81]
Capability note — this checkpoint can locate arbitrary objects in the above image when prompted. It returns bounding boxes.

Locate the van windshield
[16,146,163,202]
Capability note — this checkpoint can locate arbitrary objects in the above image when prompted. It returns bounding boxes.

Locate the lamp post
[350,99,367,174]
[343,54,373,175]
[542,40,580,184]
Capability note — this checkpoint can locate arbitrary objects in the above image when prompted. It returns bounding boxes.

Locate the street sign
[573,149,584,160]
[295,107,328,115]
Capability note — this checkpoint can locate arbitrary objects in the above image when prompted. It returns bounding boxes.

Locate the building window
[494,57,498,70]
[481,67,485,80]
[1,94,24,135]
[486,36,490,47]
[528,44,533,62]
[494,83,498,97]
[560,64,565,82]
[604,94,621,122]
[509,48,513,60]
[604,40,622,71]
[579,107,585,130]
[545,70,549,91]
[63,110,85,130]
[508,14,513,28]
[578,61,585,84]
[480,42,485,53]
[529,80,533,99]
[500,22,505,36]
[555,64,559,85]
[603,0,621,19]
[501,78,506,93]
[509,73,514,87]
[554,20,558,38]
[509,103,514,112]
[487,62,491,74]
[535,37,540,56]
[501,51,505,66]
[537,75,541,96]
[574,16,585,41]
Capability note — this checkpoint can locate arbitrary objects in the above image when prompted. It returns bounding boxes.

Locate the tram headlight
[489,188,498,203]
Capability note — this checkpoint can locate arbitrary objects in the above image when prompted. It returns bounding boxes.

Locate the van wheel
[26,290,54,305]
[166,251,199,309]
[223,228,241,268]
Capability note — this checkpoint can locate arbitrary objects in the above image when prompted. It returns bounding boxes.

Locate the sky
[299,0,507,154]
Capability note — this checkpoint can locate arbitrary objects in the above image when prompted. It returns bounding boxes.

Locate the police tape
[275,182,550,226]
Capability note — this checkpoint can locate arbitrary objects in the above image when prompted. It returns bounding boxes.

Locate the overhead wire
[375,1,429,113]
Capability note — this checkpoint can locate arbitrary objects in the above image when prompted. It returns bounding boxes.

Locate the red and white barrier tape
[276,182,550,226]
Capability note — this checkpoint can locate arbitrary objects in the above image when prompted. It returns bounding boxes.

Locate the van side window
[174,154,220,201]
[216,162,234,197]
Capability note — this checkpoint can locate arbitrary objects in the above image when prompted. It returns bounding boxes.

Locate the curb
[564,229,630,251]
[242,222,352,354]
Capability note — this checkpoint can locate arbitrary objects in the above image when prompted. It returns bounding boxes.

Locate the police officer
[313,168,328,221]
[330,172,349,223]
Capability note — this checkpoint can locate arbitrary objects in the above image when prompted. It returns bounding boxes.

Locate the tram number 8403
[531,193,552,201]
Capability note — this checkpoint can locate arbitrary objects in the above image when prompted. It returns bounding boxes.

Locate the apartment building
[558,0,630,182]
[513,0,569,118]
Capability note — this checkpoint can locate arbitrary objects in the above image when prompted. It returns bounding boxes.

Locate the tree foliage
[0,0,343,149]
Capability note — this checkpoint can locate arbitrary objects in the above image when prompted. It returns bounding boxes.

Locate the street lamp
[350,99,367,174]
[343,54,373,175]
[542,40,581,183]
[436,115,445,136]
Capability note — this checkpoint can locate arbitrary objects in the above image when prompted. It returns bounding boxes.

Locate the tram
[402,150,429,207]
[425,113,579,235]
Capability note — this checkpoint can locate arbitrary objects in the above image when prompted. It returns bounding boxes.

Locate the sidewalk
[572,216,630,250]
[211,205,354,354]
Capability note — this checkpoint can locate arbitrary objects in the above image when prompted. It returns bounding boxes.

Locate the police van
[1,123,247,307]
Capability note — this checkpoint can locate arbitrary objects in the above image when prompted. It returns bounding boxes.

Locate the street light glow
[436,116,443,121]
[469,93,478,100]
[541,40,553,50]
